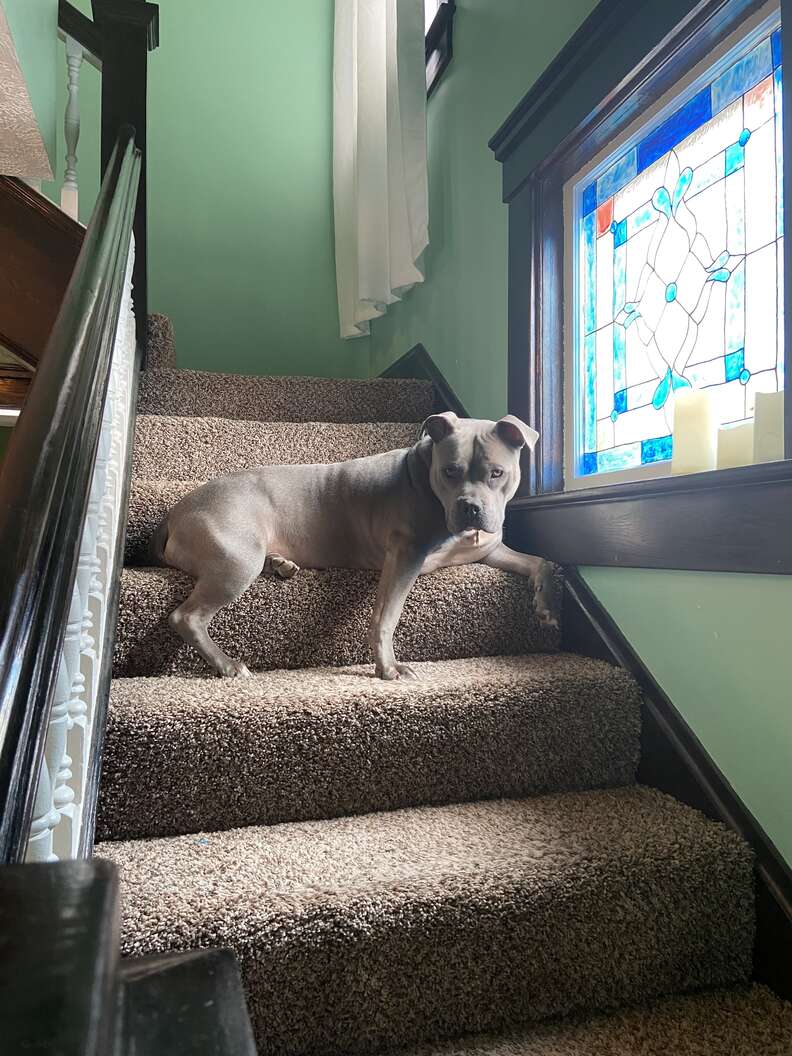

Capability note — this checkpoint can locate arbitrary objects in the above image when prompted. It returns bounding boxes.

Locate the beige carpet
[96,787,753,1056]
[392,986,792,1056]
[96,654,641,841]
[94,339,783,1056]
[137,367,434,423]
[132,416,421,479]
[112,564,560,677]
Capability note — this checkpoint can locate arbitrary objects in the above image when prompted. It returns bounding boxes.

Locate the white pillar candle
[753,390,785,463]
[717,421,754,469]
[671,388,717,475]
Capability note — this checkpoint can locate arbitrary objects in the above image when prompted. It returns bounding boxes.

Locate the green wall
[3,0,58,171]
[582,568,792,867]
[368,0,598,419]
[147,0,368,378]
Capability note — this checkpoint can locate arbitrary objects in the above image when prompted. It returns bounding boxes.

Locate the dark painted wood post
[92,0,159,353]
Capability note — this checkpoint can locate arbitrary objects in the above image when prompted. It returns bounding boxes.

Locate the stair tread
[96,787,753,1055]
[137,369,434,423]
[390,986,792,1056]
[132,416,422,479]
[97,654,641,840]
[114,564,560,677]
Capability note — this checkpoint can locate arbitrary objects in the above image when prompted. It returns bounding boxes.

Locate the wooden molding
[561,568,792,1000]
[91,0,159,50]
[379,343,470,417]
[0,177,84,376]
[506,456,792,574]
[0,364,33,410]
[58,0,104,60]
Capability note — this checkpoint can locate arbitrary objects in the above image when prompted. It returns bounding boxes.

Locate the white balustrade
[26,246,137,862]
[61,35,84,221]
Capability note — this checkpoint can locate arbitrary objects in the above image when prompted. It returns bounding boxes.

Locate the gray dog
[151,411,557,680]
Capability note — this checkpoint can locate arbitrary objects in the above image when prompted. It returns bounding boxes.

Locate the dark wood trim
[0,364,34,410]
[0,129,141,864]
[506,459,792,573]
[92,0,159,354]
[489,0,625,161]
[426,0,456,98]
[561,568,792,1000]
[379,342,470,417]
[58,0,104,60]
[0,177,84,377]
[1,860,120,1054]
[491,0,771,201]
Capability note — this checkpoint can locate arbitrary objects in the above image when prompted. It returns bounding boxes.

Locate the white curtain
[333,0,429,339]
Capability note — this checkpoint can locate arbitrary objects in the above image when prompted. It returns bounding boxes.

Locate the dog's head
[419,412,538,536]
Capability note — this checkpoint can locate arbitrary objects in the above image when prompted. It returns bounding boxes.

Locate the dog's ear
[495,415,539,451]
[421,411,458,443]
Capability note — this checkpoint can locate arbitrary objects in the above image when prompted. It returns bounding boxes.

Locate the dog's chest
[421,530,500,573]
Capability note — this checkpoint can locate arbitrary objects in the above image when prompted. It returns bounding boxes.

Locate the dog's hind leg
[166,534,265,677]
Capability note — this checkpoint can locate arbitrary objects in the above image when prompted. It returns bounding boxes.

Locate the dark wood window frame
[490,0,792,574]
[426,0,456,98]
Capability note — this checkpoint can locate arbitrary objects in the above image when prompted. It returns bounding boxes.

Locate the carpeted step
[387,986,792,1056]
[97,654,641,841]
[113,564,560,678]
[132,416,421,480]
[145,314,177,370]
[96,787,754,1056]
[137,369,434,423]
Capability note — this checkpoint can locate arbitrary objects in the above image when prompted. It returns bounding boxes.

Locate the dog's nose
[458,499,483,525]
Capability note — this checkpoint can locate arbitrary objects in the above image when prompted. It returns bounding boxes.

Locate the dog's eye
[443,465,461,479]
[490,468,504,479]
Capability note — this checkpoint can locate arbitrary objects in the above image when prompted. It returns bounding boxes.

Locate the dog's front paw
[532,561,560,630]
[377,662,419,682]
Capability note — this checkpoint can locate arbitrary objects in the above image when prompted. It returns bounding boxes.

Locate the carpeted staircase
[94,316,792,1055]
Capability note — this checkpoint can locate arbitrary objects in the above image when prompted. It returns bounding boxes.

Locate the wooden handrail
[0,128,141,864]
[56,0,158,354]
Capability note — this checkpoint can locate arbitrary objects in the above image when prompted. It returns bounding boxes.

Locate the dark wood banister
[0,128,141,864]
[58,0,159,355]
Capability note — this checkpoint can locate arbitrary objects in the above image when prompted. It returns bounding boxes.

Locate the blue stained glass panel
[712,37,772,113]
[636,87,712,173]
[725,348,745,382]
[574,20,784,480]
[641,435,674,464]
[725,141,745,174]
[597,444,642,472]
[597,149,637,203]
[581,452,598,476]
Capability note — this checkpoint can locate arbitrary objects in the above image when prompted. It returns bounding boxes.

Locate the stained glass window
[573,20,784,479]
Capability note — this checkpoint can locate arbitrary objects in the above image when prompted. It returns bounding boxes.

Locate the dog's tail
[147,516,170,567]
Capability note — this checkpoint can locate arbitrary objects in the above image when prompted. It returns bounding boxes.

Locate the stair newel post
[94,0,159,355]
[61,35,84,221]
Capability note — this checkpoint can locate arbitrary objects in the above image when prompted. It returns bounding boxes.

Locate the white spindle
[26,246,137,861]
[61,35,84,221]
